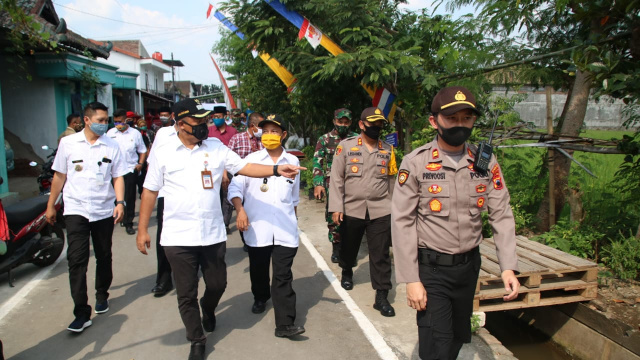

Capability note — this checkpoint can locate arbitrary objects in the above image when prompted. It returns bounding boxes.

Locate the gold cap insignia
[267,114,276,120]
[454,91,466,101]
[375,108,381,115]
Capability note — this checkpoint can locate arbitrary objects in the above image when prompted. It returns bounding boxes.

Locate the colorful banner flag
[206,3,213,19]
[263,0,398,122]
[209,53,237,109]
[210,7,297,90]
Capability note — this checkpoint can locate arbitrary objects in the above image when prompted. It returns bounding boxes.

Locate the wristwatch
[273,165,281,177]
[115,200,126,206]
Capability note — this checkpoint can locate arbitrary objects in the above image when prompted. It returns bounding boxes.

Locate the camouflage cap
[231,108,242,116]
[334,108,352,120]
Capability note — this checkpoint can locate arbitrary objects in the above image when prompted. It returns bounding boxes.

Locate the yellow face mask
[261,133,281,150]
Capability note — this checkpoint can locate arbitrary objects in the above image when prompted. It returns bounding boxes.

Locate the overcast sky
[55,0,474,89]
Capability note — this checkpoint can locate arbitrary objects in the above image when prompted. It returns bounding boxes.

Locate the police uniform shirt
[107,126,147,173]
[328,136,398,220]
[227,148,300,248]
[391,138,519,283]
[143,136,247,246]
[52,131,129,222]
[148,125,178,198]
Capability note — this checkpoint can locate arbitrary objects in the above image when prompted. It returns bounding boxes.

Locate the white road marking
[0,241,67,323]
[299,229,399,360]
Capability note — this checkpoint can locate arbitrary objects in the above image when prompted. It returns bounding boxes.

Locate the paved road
[0,193,508,360]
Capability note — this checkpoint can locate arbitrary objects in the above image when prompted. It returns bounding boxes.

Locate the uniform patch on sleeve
[398,169,410,185]
[429,199,442,212]
[336,145,343,156]
[491,164,500,177]
[493,177,504,190]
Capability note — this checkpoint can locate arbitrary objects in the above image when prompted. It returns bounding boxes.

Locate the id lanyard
[201,159,213,189]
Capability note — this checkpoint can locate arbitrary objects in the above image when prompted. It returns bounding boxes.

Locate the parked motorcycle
[35,145,56,195]
[0,176,65,287]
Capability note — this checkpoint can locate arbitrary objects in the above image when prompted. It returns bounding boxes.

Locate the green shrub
[532,220,603,260]
[602,234,640,280]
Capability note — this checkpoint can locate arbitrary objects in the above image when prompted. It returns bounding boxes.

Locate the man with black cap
[136,99,304,360]
[313,108,358,263]
[228,114,305,338]
[391,86,520,360]
[208,105,237,233]
[328,107,398,317]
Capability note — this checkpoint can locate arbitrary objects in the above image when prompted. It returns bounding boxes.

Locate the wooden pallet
[474,235,598,312]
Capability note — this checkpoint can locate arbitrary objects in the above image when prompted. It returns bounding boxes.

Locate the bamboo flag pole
[546,86,556,226]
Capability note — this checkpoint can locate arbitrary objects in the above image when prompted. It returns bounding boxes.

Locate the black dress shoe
[200,298,216,332]
[251,300,266,314]
[151,283,173,297]
[125,226,136,235]
[274,324,305,338]
[341,269,354,290]
[188,342,205,360]
[373,290,396,317]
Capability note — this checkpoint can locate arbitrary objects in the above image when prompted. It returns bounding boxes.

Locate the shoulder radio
[473,116,498,173]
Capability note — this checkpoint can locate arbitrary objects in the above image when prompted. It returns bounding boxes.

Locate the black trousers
[123,172,137,226]
[164,243,227,344]
[65,215,114,319]
[339,213,392,290]
[417,248,481,360]
[155,197,172,285]
[247,245,298,327]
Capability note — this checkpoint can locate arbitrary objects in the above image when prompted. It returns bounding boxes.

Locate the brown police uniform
[391,138,519,359]
[328,134,398,290]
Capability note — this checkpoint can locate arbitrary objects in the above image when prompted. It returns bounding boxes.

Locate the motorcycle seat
[5,195,49,234]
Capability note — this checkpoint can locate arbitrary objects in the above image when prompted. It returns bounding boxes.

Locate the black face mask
[436,119,472,147]
[182,121,209,141]
[362,123,382,140]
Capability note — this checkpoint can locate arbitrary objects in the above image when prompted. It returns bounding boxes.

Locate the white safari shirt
[148,125,178,198]
[52,131,129,222]
[144,136,247,246]
[106,126,147,172]
[228,148,300,248]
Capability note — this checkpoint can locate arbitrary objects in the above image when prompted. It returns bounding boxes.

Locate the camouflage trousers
[324,187,341,244]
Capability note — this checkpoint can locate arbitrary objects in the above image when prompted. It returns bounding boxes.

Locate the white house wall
[0,58,58,160]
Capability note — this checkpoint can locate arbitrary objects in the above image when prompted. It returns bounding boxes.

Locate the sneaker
[274,324,305,338]
[95,300,109,314]
[67,317,92,333]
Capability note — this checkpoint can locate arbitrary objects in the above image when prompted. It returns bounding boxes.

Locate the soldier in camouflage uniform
[313,108,358,263]
[230,108,247,133]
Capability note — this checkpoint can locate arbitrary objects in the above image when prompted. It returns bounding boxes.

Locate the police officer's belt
[418,247,479,266]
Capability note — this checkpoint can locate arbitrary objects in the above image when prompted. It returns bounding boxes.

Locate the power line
[53,2,212,30]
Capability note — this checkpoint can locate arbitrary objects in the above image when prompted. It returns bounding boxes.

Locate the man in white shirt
[107,109,147,235]
[45,102,128,333]
[136,99,304,360]
[228,114,305,338]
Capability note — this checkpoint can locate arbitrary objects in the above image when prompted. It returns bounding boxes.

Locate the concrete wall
[492,86,634,128]
[0,58,59,160]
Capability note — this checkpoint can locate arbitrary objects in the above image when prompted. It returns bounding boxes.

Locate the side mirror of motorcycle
[42,145,50,150]
[29,161,38,167]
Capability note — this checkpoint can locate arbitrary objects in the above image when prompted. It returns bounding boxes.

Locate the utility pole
[171,52,176,102]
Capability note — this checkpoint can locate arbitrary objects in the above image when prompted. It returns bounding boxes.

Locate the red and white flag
[298,18,322,49]
[206,3,213,19]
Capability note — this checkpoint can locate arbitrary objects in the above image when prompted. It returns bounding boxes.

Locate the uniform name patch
[470,172,489,179]
[426,163,442,171]
[428,185,442,194]
[429,199,442,212]
[348,152,362,156]
[398,170,409,185]
[423,173,446,180]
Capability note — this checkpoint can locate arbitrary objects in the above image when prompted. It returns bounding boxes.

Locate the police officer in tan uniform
[391,86,520,360]
[329,107,398,317]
